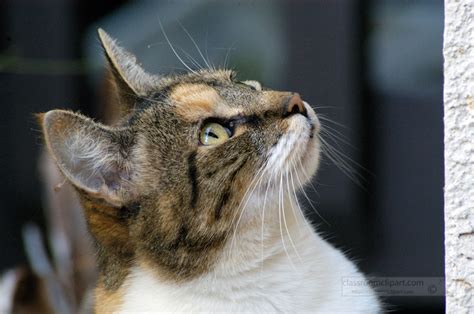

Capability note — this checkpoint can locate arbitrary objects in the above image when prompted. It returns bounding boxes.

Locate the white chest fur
[118,199,380,313]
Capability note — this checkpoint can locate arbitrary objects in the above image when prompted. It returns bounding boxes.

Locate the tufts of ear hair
[38,110,136,207]
[98,28,160,116]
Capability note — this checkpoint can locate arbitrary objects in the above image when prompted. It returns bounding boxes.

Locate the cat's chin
[298,102,321,184]
[298,134,321,184]
[290,119,321,188]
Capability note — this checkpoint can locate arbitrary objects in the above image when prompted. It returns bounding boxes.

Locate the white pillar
[444,1,474,312]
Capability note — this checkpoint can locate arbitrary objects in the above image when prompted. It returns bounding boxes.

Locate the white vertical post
[444,1,474,312]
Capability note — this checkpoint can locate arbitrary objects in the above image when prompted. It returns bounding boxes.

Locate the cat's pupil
[206,131,219,139]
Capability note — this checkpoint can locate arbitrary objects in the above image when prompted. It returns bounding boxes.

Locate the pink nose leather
[284,93,307,117]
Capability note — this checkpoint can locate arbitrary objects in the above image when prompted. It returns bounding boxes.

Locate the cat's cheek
[301,137,322,182]
[303,101,321,133]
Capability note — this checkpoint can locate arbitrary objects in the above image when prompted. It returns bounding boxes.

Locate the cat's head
[39,29,320,287]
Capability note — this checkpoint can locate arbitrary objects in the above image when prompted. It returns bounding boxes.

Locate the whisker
[278,172,297,271]
[289,162,318,235]
[292,158,330,226]
[319,125,357,150]
[228,164,266,232]
[295,158,320,199]
[285,163,301,230]
[223,41,237,70]
[204,31,211,70]
[318,135,370,186]
[312,106,338,110]
[158,19,196,74]
[227,165,267,264]
[177,46,204,71]
[317,114,350,130]
[177,20,212,70]
[282,165,303,263]
[320,145,363,186]
[260,166,273,271]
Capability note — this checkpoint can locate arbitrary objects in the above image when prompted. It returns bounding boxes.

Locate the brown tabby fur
[39,29,308,303]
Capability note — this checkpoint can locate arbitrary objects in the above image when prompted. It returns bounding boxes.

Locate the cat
[38,29,381,312]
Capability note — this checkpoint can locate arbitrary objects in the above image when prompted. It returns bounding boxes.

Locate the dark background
[0,0,444,312]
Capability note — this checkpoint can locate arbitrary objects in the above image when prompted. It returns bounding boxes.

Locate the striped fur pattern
[39,29,380,312]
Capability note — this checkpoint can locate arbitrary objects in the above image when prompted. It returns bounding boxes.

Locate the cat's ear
[39,110,135,206]
[97,29,158,105]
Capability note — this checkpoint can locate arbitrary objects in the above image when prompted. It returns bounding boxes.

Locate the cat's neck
[117,195,324,312]
[212,193,316,278]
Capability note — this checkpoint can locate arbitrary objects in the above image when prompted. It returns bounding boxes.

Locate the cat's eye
[236,81,256,90]
[200,122,231,146]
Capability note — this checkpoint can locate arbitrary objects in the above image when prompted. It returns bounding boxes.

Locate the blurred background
[0,0,444,312]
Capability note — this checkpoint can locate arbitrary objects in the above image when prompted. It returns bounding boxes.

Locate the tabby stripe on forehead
[214,158,247,220]
[127,84,178,124]
[188,151,199,208]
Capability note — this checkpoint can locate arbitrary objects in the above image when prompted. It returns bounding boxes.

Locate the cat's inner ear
[40,110,135,206]
[98,29,158,107]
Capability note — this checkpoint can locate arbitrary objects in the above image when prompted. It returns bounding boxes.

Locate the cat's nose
[283,93,307,118]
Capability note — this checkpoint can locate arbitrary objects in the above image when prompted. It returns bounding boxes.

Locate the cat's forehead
[161,69,235,86]
[150,70,269,122]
